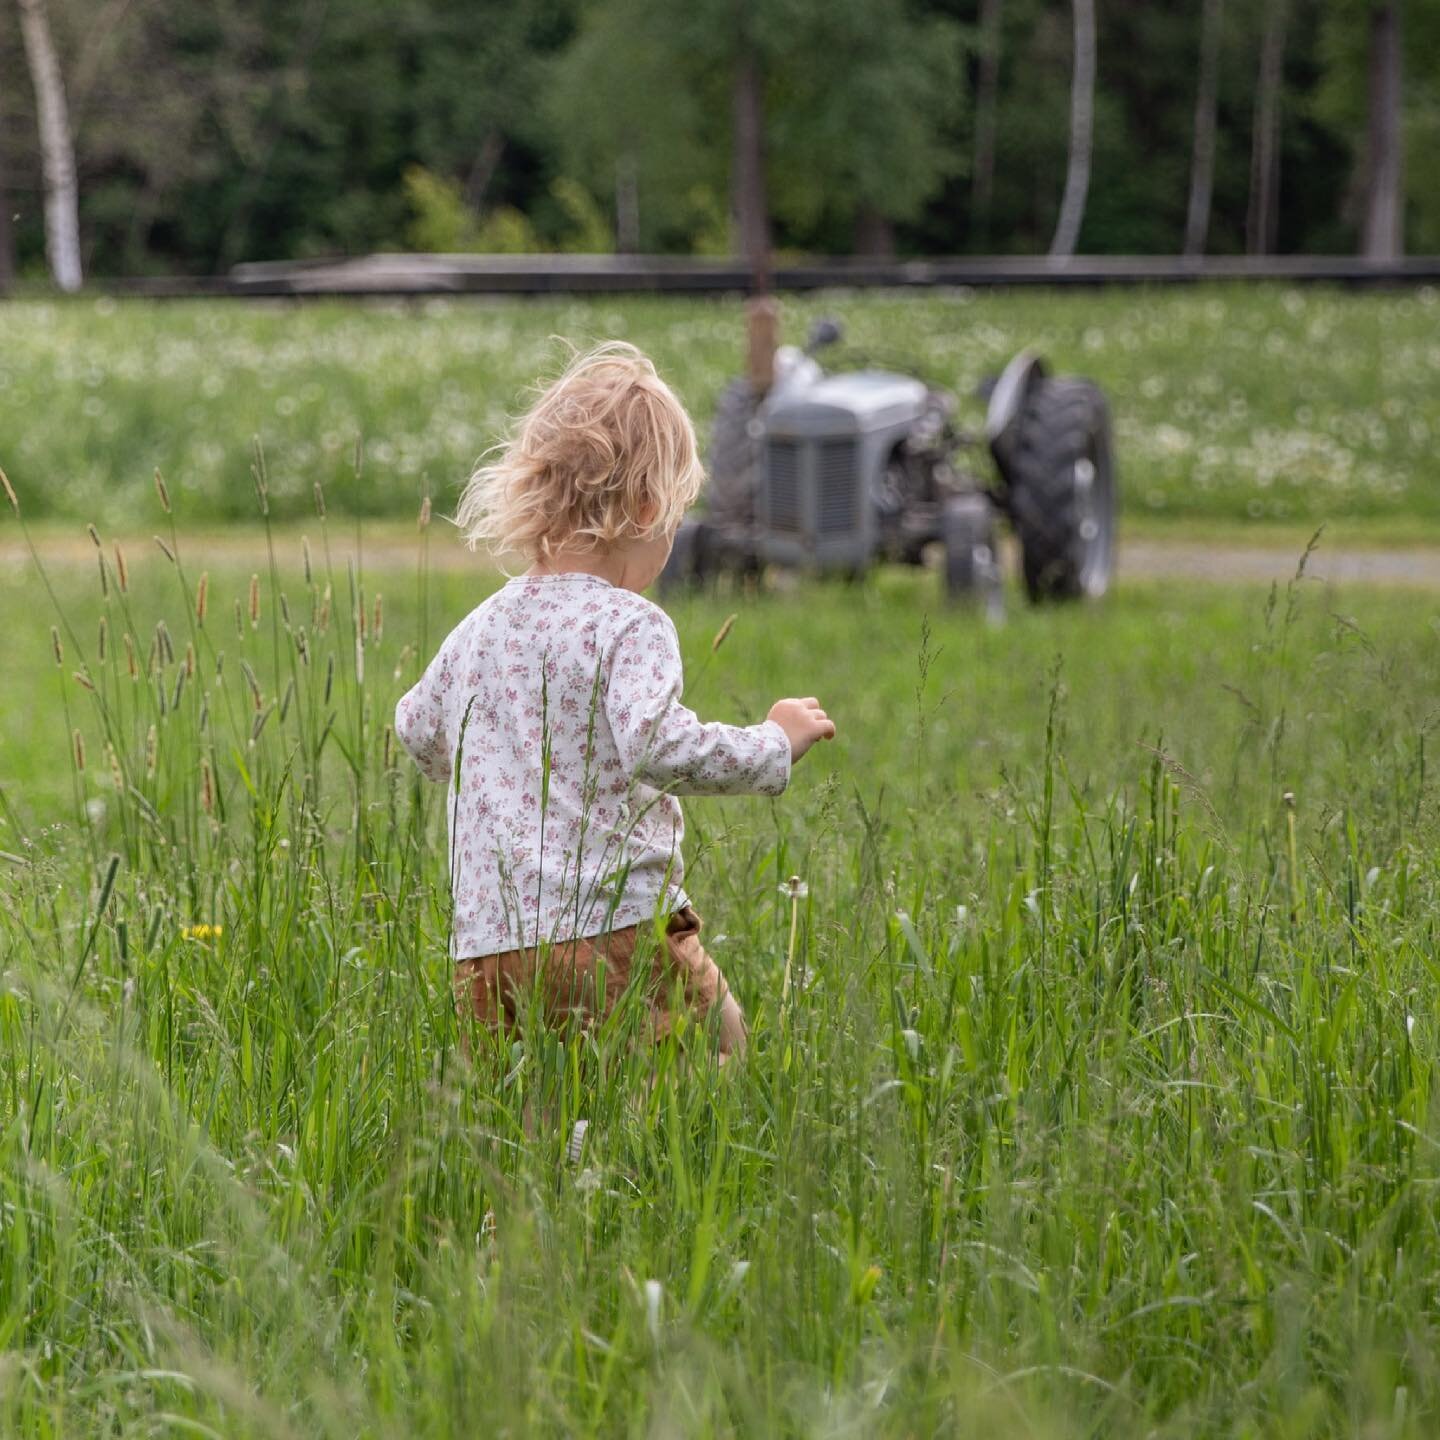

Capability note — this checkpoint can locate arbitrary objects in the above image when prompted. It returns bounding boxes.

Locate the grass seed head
[302,536,313,586]
[240,659,263,712]
[73,729,86,771]
[200,756,214,814]
[113,542,129,593]
[248,574,260,628]
[0,464,18,512]
[711,613,737,653]
[251,440,270,515]
[373,594,383,643]
[313,479,326,518]
[124,633,137,680]
[185,642,195,678]
[97,617,107,662]
[153,534,176,565]
[96,551,109,597]
[154,468,171,513]
[418,495,432,530]
[86,523,101,548]
[72,669,95,692]
[107,743,123,793]
[145,724,157,776]
[195,572,209,624]
[51,627,63,667]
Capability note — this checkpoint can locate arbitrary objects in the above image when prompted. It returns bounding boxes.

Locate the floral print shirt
[395,573,791,958]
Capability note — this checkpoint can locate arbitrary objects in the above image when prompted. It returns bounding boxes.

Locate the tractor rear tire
[706,377,762,528]
[1004,379,1116,602]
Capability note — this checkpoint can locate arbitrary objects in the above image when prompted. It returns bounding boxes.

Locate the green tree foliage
[548,0,963,254]
[546,0,730,253]
[1,0,1439,276]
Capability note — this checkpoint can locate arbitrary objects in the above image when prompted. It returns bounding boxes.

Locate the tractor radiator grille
[816,439,858,535]
[766,439,802,532]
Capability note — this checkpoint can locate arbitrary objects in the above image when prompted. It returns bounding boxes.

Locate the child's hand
[768,698,836,763]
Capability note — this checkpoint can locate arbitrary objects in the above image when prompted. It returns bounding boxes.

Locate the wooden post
[745,296,778,395]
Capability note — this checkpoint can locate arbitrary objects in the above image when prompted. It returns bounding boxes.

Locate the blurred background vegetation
[0,0,1437,284]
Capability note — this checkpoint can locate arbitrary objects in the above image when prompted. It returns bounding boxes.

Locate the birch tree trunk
[1049,0,1095,260]
[1246,0,1287,256]
[971,0,1002,246]
[1183,0,1224,256]
[1361,1,1403,261]
[17,0,83,292]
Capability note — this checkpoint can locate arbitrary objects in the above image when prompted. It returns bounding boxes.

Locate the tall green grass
[3,284,1439,530]
[2,471,1439,1435]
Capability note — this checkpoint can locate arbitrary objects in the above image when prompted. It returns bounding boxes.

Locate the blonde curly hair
[457,341,705,561]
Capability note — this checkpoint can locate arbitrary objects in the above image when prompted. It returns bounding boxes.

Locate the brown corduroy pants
[452,906,746,1058]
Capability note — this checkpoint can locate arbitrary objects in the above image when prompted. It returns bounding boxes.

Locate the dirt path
[3,530,1438,589]
[1117,539,1439,589]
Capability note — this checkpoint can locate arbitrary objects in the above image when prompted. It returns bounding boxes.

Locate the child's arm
[606,609,833,797]
[395,649,453,784]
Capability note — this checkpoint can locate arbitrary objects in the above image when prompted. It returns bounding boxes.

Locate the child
[395,342,834,1058]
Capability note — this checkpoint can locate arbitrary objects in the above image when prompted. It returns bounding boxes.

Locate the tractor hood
[766,370,928,435]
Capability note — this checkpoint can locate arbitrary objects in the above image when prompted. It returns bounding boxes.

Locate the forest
[0,0,1434,288]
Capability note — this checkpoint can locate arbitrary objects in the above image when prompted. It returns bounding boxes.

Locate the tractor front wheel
[942,493,1004,620]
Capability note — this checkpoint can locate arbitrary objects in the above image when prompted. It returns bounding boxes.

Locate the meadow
[2,447,1440,1435]
[2,284,1439,531]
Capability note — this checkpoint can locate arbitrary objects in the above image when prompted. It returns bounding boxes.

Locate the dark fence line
[104,251,1440,299]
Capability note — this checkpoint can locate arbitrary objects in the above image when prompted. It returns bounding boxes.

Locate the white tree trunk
[1183,0,1224,256]
[17,0,82,291]
[1362,1,1403,261]
[1049,0,1095,260]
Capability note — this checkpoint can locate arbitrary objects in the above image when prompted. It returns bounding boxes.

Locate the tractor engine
[756,371,930,572]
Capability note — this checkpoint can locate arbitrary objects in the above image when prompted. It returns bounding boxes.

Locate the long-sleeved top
[395,572,791,958]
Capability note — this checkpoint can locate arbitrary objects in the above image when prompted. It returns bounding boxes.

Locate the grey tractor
[661,316,1117,612]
